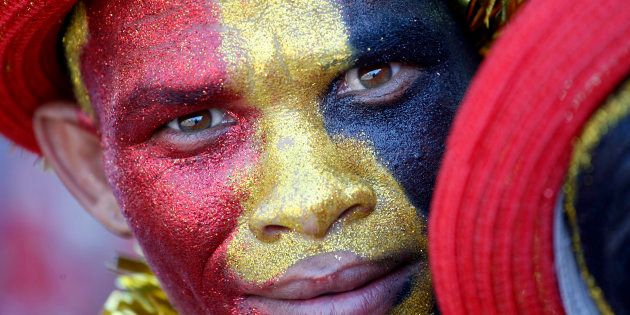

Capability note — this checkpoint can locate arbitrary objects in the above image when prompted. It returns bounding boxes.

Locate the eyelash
[336,63,422,105]
[340,62,402,93]
[166,108,228,132]
[153,109,238,154]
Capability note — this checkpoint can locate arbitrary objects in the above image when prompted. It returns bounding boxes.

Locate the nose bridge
[248,111,376,240]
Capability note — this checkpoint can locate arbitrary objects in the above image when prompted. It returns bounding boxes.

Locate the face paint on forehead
[79,0,227,128]
[339,0,448,66]
[218,0,352,100]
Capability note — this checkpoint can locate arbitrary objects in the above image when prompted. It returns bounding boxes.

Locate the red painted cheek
[103,120,259,313]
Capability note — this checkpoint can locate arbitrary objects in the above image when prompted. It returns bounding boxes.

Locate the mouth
[238,252,422,315]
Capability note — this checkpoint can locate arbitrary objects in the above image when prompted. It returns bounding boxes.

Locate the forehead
[83,0,448,97]
[89,0,446,40]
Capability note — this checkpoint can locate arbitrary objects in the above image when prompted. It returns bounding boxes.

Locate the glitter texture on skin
[64,0,479,313]
[75,1,256,313]
[217,1,431,312]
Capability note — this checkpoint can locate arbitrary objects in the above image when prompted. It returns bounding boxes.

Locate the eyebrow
[342,2,445,67]
[123,82,232,108]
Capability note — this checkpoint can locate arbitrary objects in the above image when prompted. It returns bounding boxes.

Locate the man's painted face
[73,0,477,313]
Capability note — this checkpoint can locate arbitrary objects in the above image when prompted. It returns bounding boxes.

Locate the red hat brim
[0,1,77,154]
[429,0,630,314]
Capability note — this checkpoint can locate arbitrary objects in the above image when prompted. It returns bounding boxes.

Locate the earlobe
[33,102,132,238]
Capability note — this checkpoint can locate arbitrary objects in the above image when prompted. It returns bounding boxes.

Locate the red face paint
[76,1,440,314]
[80,1,256,313]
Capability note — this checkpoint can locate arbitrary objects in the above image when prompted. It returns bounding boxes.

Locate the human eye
[337,62,421,104]
[167,108,234,133]
[156,108,237,151]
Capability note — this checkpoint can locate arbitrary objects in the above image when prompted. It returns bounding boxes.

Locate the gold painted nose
[248,170,377,242]
[245,107,378,242]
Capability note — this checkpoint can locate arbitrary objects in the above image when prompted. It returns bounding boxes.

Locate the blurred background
[0,138,131,315]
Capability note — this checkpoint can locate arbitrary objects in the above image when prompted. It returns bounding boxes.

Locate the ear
[33,102,132,238]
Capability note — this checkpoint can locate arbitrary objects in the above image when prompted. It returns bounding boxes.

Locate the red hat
[0,1,76,154]
[429,0,630,314]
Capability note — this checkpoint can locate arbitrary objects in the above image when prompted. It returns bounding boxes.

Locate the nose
[248,171,377,241]
[246,108,377,241]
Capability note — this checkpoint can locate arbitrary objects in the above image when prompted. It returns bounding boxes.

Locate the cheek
[121,157,242,250]
[102,125,259,311]
[322,86,456,213]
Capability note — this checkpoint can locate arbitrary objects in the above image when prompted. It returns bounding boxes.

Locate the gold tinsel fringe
[102,256,177,315]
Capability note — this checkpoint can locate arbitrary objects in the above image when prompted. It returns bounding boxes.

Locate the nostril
[338,206,355,221]
[327,204,373,235]
[263,225,291,238]
[338,204,372,224]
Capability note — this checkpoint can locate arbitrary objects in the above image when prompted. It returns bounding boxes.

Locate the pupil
[178,111,212,132]
[182,116,203,127]
[361,69,382,81]
[358,64,392,89]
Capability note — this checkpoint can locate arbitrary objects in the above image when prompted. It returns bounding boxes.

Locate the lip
[238,252,421,315]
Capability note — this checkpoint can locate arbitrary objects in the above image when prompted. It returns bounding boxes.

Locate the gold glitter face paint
[218,0,431,312]
[63,1,93,115]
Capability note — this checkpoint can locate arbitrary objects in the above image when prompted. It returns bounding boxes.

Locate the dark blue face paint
[322,0,479,214]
